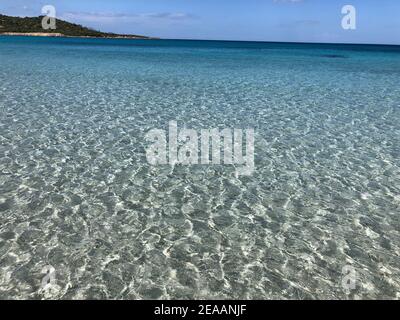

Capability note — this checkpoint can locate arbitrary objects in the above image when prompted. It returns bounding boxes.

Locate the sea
[0,36,399,299]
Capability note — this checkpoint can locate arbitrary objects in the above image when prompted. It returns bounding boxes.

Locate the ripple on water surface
[0,38,399,299]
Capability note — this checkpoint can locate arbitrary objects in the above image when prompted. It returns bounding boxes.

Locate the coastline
[0,32,155,40]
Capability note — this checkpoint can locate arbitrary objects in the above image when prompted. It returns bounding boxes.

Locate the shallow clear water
[0,37,399,299]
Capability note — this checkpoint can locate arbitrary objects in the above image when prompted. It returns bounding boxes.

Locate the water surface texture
[0,37,399,299]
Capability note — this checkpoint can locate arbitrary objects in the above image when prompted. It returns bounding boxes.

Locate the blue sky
[1,0,399,44]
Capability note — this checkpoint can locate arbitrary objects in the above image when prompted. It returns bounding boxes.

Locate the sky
[1,0,399,44]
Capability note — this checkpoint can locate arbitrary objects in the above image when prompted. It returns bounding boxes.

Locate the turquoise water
[0,36,399,299]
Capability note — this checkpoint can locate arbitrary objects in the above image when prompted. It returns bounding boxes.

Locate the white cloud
[60,11,196,23]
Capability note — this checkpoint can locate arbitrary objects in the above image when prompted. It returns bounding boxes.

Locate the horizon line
[161,38,400,47]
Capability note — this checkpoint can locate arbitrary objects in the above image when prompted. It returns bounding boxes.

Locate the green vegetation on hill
[0,14,150,38]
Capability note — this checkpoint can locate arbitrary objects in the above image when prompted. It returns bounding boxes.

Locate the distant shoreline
[0,32,155,40]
